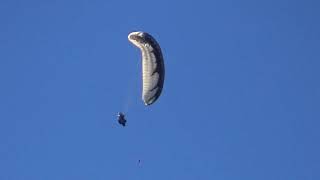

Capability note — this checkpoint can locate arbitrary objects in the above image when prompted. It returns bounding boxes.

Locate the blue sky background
[1,0,319,179]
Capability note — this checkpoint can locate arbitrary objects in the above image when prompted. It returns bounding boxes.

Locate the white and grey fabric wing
[128,31,165,105]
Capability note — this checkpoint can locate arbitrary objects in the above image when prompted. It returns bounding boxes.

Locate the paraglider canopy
[128,31,165,106]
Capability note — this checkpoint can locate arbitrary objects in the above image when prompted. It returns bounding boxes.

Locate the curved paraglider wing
[128,31,165,106]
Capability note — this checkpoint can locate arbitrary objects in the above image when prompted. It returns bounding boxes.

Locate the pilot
[117,112,126,126]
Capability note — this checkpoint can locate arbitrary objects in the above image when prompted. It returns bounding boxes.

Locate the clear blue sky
[1,0,319,179]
